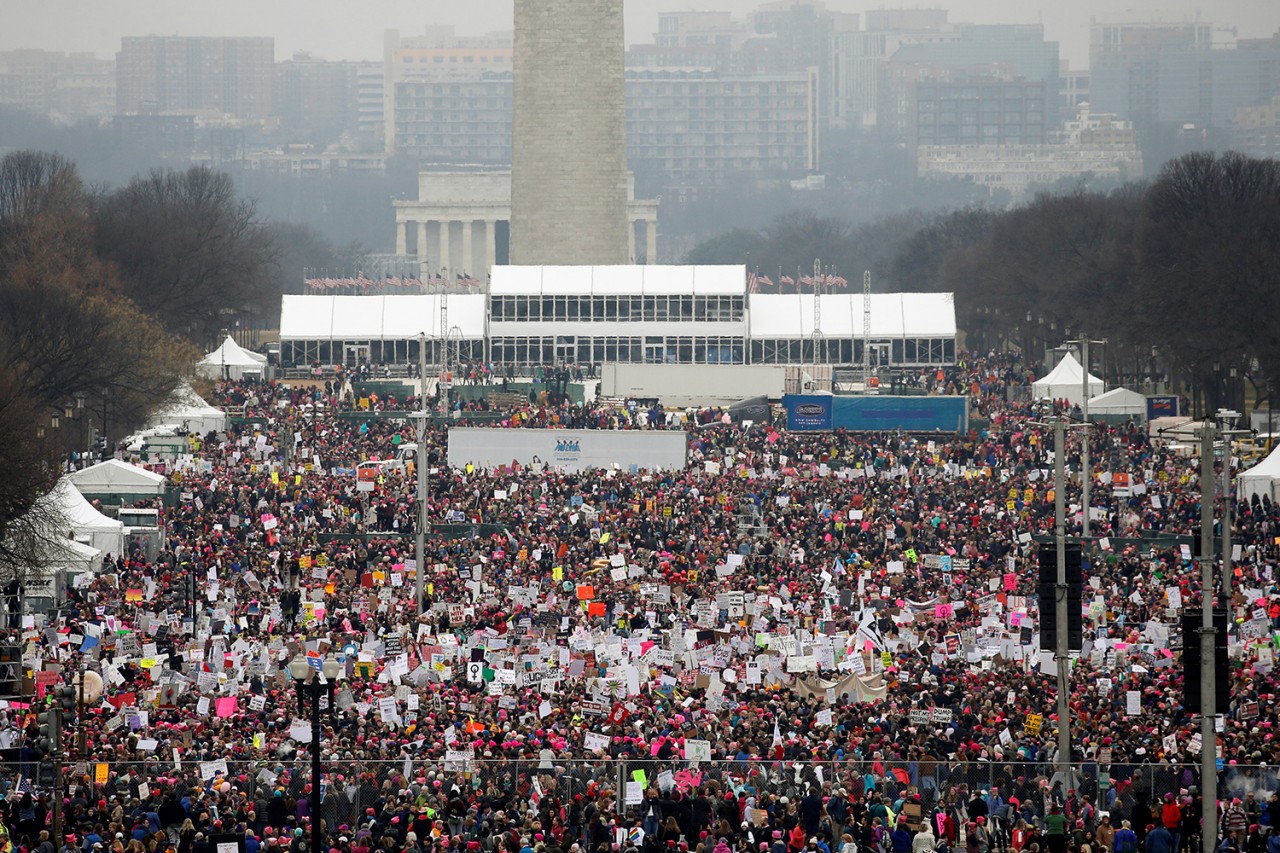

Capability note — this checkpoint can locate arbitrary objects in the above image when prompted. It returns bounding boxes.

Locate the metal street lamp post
[291,653,339,853]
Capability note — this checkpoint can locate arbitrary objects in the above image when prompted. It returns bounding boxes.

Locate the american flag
[8,774,34,801]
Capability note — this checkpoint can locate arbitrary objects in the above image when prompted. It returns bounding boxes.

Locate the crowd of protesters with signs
[2,352,1279,853]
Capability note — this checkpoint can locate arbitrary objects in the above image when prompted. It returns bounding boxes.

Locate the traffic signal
[56,685,78,728]
[1038,542,1083,652]
[35,709,60,756]
[1181,608,1229,716]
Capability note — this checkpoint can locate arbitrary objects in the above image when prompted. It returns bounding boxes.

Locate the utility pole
[51,708,62,841]
[1053,416,1071,780]
[1081,338,1091,538]
[415,332,429,615]
[1199,420,1217,853]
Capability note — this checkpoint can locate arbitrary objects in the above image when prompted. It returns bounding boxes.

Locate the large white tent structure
[277,267,959,370]
[1032,351,1104,405]
[1239,446,1280,503]
[148,383,228,435]
[198,335,267,380]
[35,479,126,558]
[1087,387,1148,420]
[67,459,166,497]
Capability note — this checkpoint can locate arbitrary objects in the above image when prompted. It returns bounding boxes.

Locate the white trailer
[447,428,687,473]
[600,364,785,406]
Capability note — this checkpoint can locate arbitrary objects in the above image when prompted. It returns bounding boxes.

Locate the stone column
[461,220,474,278]
[627,219,636,262]
[437,221,451,276]
[484,220,498,277]
[395,220,407,256]
[417,221,428,261]
[646,217,658,265]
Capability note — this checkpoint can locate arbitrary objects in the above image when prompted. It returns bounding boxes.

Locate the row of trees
[0,149,347,568]
[689,151,1280,412]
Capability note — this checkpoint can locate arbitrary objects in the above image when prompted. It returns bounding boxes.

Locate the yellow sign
[95,763,109,784]
[1024,713,1043,735]
[552,566,563,581]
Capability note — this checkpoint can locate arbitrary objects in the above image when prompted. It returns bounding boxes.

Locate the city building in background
[880,24,1061,145]
[917,103,1143,195]
[273,52,381,147]
[0,49,115,121]
[1234,95,1280,160]
[626,67,820,189]
[382,25,513,157]
[1089,20,1280,134]
[115,36,275,121]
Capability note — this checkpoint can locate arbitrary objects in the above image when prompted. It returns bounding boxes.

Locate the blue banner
[783,395,834,431]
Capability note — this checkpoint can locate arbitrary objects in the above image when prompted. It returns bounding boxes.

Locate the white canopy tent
[1032,351,1104,405]
[148,382,228,435]
[35,538,103,579]
[1239,445,1280,503]
[36,479,126,558]
[67,459,166,497]
[1087,387,1147,419]
[198,335,267,380]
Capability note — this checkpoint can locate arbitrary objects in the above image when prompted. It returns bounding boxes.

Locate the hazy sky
[4,0,1278,69]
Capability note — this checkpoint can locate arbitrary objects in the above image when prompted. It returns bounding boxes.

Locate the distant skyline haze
[5,0,1279,69]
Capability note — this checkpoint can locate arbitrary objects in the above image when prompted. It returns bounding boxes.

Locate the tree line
[0,149,347,565]
[690,151,1280,414]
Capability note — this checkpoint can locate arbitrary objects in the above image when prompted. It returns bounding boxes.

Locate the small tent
[1239,445,1280,503]
[148,382,228,435]
[1032,351,1104,405]
[1086,387,1148,421]
[198,335,267,380]
[67,459,166,498]
[39,478,127,558]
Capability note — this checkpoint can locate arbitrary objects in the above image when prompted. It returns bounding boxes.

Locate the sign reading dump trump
[447,428,688,474]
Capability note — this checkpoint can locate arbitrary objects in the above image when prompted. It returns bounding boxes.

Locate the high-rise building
[510,0,628,265]
[1234,95,1280,159]
[382,26,513,155]
[913,76,1050,148]
[116,36,274,120]
[0,49,115,120]
[273,52,380,145]
[626,68,819,187]
[880,24,1061,143]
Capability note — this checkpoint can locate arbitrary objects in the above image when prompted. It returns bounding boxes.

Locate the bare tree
[92,165,279,342]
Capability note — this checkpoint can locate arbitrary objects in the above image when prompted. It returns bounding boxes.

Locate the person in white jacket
[914,826,938,853]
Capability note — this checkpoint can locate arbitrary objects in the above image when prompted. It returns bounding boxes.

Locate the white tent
[67,459,166,497]
[38,479,126,558]
[36,538,102,578]
[1087,387,1147,419]
[1032,351,1104,405]
[148,382,228,435]
[1239,445,1280,503]
[198,335,267,380]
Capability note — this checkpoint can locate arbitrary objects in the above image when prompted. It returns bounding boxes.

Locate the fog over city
[5,0,1278,71]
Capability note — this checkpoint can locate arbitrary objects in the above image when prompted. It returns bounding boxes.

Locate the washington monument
[510,0,629,265]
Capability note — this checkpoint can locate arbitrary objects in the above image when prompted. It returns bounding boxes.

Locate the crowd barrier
[6,758,1277,821]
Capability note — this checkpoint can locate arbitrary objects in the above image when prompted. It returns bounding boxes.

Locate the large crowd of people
[2,352,1278,853]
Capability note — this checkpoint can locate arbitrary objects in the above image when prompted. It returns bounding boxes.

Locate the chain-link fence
[5,758,1278,823]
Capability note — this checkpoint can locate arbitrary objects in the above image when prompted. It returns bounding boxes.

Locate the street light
[291,653,339,853]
